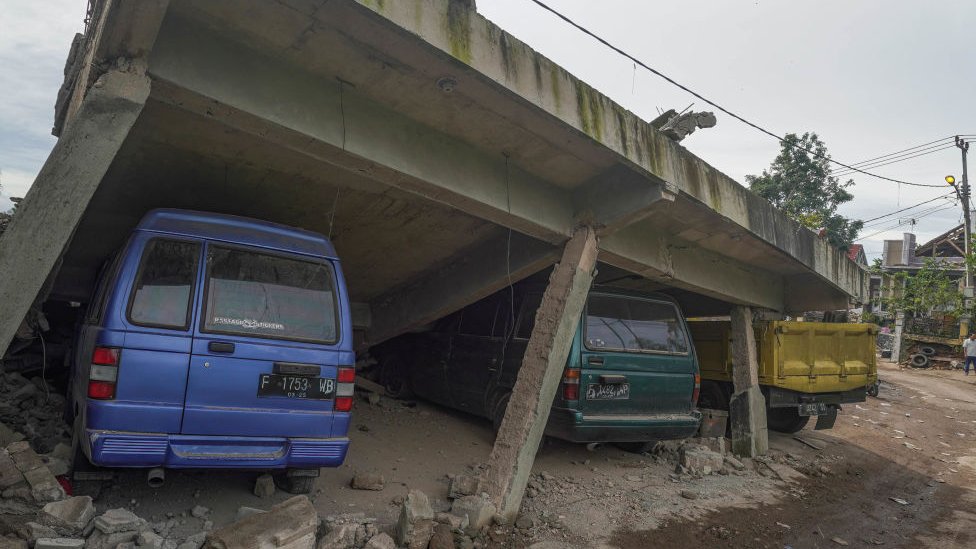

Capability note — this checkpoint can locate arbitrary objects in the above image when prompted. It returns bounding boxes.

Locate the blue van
[68,209,353,492]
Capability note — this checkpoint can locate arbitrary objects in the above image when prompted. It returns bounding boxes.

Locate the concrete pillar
[0,68,150,357]
[728,306,769,458]
[892,311,905,363]
[480,226,597,519]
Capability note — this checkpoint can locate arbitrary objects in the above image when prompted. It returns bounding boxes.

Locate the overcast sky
[2,0,975,260]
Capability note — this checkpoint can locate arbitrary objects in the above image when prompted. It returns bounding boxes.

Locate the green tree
[746,132,864,250]
[883,259,964,316]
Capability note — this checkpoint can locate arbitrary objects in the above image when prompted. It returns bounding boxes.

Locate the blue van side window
[128,239,201,329]
[201,246,339,344]
[585,295,690,354]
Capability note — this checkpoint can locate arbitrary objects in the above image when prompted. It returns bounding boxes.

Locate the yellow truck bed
[690,319,878,432]
[690,320,879,394]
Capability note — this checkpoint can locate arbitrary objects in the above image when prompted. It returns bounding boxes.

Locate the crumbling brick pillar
[729,305,769,458]
[481,226,597,520]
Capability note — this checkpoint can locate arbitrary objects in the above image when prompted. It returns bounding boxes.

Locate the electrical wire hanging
[525,0,947,188]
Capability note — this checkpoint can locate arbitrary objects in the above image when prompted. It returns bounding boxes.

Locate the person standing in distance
[964,333,976,376]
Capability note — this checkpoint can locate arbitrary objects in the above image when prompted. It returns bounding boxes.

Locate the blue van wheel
[274,473,316,495]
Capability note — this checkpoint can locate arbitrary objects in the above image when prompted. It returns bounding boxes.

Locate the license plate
[257,374,335,400]
[585,383,630,400]
[799,402,828,416]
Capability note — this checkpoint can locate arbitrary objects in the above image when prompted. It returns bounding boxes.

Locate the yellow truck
[689,320,878,433]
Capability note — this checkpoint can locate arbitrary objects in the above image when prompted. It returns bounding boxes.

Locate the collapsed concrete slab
[203,496,317,549]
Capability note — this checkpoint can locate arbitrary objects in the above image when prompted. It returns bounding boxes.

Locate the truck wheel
[697,381,729,411]
[909,354,930,368]
[274,474,316,495]
[919,346,936,356]
[766,408,810,433]
[380,357,413,399]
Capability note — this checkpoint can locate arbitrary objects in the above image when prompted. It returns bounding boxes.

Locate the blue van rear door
[182,244,342,438]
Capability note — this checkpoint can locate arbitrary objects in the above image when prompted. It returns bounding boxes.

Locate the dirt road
[613,360,976,549]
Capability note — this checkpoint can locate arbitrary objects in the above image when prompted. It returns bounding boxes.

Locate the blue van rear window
[585,295,689,354]
[202,246,338,344]
[128,239,200,329]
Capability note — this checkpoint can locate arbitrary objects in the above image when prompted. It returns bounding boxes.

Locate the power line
[834,144,957,177]
[526,0,946,188]
[858,205,957,240]
[841,136,954,168]
[860,202,954,230]
[858,193,956,224]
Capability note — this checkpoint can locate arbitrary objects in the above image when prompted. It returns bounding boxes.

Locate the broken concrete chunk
[35,540,86,549]
[723,456,745,471]
[190,506,209,519]
[447,474,479,500]
[24,466,66,503]
[0,452,25,490]
[427,523,456,549]
[396,490,435,549]
[177,532,206,549]
[0,537,27,549]
[253,474,275,498]
[363,534,396,549]
[434,513,468,532]
[50,443,73,462]
[41,496,95,535]
[234,507,266,521]
[317,523,359,549]
[27,523,59,544]
[85,530,139,549]
[136,531,164,549]
[678,445,724,476]
[93,508,144,535]
[688,437,726,455]
[0,423,25,449]
[350,472,384,491]
[11,445,45,473]
[764,462,807,483]
[450,495,496,537]
[204,496,317,549]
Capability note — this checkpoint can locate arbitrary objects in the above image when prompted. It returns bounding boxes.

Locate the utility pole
[950,136,972,339]
[956,136,972,288]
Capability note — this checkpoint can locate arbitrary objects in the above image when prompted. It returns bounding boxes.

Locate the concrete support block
[0,68,150,358]
[480,226,597,520]
[729,306,768,458]
[729,386,768,458]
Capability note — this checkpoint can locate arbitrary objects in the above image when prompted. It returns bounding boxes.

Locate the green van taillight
[562,368,580,401]
[692,374,701,407]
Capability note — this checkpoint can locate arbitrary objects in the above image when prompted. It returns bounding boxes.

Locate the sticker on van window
[212,317,286,331]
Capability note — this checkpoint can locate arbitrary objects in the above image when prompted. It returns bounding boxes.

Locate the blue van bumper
[545,407,702,443]
[86,430,349,469]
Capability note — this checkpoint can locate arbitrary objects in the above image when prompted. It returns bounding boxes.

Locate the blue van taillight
[562,368,581,401]
[335,367,355,411]
[88,346,120,400]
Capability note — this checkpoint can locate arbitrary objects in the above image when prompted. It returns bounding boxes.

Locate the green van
[373,285,702,451]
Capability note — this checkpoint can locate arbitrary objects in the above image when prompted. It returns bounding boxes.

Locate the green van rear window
[584,295,689,354]
[202,246,339,344]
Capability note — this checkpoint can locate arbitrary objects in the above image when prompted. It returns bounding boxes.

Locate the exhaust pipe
[147,468,165,488]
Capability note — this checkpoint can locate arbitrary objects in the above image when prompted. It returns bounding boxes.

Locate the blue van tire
[274,473,316,494]
[380,357,414,399]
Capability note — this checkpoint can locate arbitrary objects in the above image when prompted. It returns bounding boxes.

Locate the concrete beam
[573,164,675,236]
[599,224,785,311]
[728,306,769,458]
[59,0,169,135]
[0,69,151,357]
[148,16,574,244]
[368,232,560,346]
[481,226,597,519]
